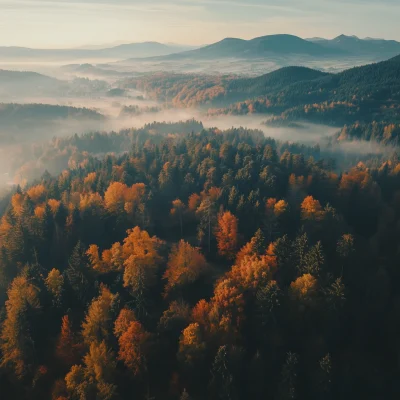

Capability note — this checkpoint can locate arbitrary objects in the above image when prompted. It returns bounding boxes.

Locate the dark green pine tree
[67,207,81,249]
[38,204,55,270]
[252,229,266,255]
[209,345,236,400]
[293,232,309,273]
[256,281,281,328]
[8,219,28,264]
[302,241,325,276]
[315,353,332,400]
[277,352,298,400]
[0,246,11,301]
[65,241,93,305]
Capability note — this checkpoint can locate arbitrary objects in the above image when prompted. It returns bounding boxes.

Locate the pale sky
[1,0,400,48]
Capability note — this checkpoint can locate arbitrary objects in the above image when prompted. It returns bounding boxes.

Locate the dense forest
[1,123,400,400]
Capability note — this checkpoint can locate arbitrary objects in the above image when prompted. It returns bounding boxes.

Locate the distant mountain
[0,42,195,61]
[93,42,195,58]
[61,63,135,78]
[132,34,344,61]
[308,35,400,57]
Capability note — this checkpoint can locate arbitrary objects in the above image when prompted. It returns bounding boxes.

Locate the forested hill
[0,69,110,98]
[1,126,400,399]
[0,69,58,84]
[0,70,61,96]
[0,103,105,144]
[0,103,104,123]
[120,55,400,128]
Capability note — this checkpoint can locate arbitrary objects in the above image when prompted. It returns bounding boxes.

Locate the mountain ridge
[0,42,195,61]
[125,34,344,62]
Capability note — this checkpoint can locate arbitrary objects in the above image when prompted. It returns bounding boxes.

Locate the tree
[293,232,309,273]
[117,320,150,377]
[56,315,82,368]
[45,268,64,306]
[208,278,245,342]
[229,253,277,292]
[316,353,332,400]
[289,274,318,306]
[104,182,127,214]
[324,278,346,311]
[178,323,206,367]
[171,199,185,238]
[196,197,217,253]
[265,198,288,240]
[256,280,281,327]
[337,234,354,276]
[1,276,41,379]
[163,240,208,296]
[209,345,236,400]
[235,229,266,266]
[114,308,136,338]
[158,300,191,337]
[65,341,117,400]
[87,244,107,273]
[122,227,163,297]
[301,242,325,276]
[81,286,118,346]
[301,196,324,221]
[277,352,298,400]
[66,241,93,305]
[104,182,146,220]
[215,211,239,260]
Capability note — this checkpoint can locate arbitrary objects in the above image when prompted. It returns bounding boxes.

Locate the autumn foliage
[163,240,208,296]
[215,211,239,259]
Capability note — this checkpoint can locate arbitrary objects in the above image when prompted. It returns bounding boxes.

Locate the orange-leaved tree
[163,240,208,296]
[215,211,239,260]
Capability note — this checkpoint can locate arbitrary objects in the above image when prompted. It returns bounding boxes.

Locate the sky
[1,0,399,48]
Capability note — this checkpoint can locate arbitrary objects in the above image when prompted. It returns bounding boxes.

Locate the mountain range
[143,34,342,61]
[308,34,400,56]
[0,42,196,61]
[121,34,400,63]
[2,34,400,63]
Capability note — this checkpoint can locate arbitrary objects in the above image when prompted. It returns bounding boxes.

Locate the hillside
[120,56,400,128]
[118,67,330,107]
[0,103,104,122]
[0,70,62,96]
[0,69,58,84]
[0,103,105,144]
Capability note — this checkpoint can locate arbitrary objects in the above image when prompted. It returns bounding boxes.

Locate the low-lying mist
[0,70,396,198]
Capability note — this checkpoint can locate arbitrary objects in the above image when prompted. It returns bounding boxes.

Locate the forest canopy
[0,123,399,399]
